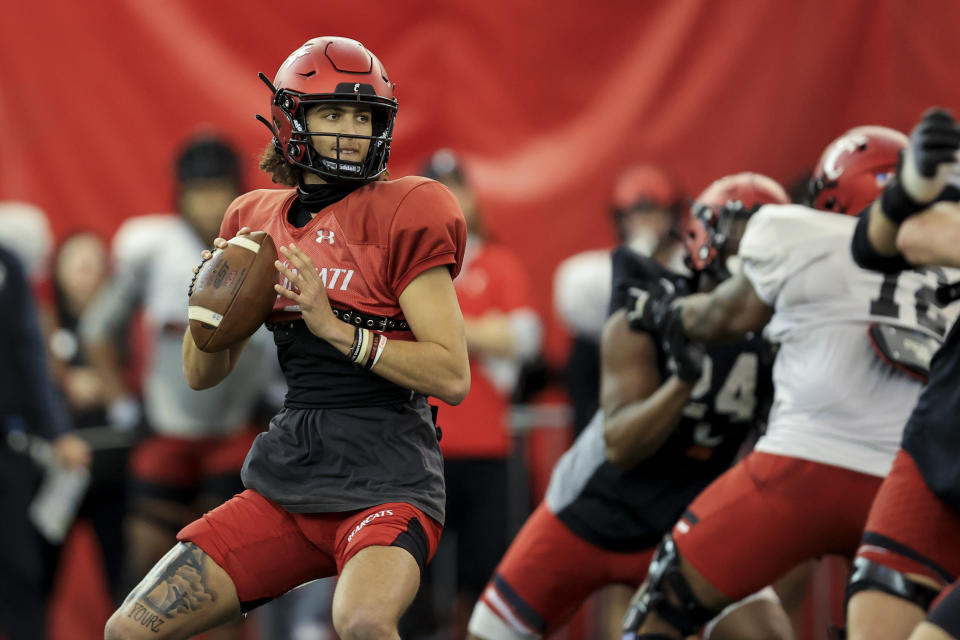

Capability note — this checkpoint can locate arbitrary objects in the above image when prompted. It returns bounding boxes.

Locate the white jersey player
[742,204,955,477]
[621,126,960,640]
[82,214,274,439]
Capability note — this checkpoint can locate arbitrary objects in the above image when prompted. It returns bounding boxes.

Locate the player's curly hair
[259,143,389,187]
[259,142,301,187]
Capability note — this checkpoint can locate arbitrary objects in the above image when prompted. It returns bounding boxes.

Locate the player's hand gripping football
[188,226,254,296]
[273,243,339,341]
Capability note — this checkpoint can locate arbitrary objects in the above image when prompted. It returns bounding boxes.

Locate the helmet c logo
[823,133,868,181]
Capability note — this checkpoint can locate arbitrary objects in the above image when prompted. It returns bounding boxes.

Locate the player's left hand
[902,107,960,204]
[625,286,675,336]
[273,243,338,340]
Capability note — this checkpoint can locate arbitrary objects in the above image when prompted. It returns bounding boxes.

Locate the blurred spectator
[78,134,277,638]
[553,164,685,436]
[402,150,543,638]
[0,224,91,640]
[41,230,132,602]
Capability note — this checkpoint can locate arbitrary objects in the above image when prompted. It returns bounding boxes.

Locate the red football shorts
[478,501,654,635]
[856,448,960,586]
[674,451,882,600]
[130,428,259,502]
[177,489,443,606]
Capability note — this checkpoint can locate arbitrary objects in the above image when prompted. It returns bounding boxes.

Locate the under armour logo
[316,230,335,245]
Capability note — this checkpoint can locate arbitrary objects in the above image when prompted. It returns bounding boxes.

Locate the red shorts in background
[674,451,882,600]
[130,428,259,503]
[479,502,654,635]
[177,489,442,607]
[857,448,960,586]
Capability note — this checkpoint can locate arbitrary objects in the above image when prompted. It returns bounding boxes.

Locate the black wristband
[880,175,926,224]
[850,210,912,273]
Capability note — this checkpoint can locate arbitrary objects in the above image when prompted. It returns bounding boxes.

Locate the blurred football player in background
[82,134,277,638]
[0,205,91,640]
[553,164,684,436]
[467,173,792,640]
[621,125,960,640]
[105,36,470,640]
[401,149,542,638]
[844,109,960,640]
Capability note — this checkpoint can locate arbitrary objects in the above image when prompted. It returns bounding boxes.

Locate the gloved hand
[625,286,676,335]
[903,108,960,202]
[661,313,705,385]
[883,108,960,222]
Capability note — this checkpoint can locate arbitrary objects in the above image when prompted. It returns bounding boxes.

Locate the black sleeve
[0,248,71,439]
[850,207,913,274]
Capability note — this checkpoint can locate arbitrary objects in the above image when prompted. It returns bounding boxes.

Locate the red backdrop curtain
[2,0,958,358]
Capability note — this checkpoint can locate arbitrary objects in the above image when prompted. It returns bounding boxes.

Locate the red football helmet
[809,125,908,215]
[257,37,398,182]
[682,172,789,276]
[610,164,684,241]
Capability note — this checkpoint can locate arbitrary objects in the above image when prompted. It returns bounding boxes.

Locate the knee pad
[621,535,720,638]
[847,557,941,612]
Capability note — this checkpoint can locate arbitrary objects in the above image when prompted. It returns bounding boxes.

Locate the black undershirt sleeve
[850,207,913,274]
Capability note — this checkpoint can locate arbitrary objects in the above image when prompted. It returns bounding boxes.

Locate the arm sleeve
[387,182,467,296]
[850,208,913,274]
[2,251,71,438]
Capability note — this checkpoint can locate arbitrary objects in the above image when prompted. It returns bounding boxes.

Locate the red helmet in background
[682,172,789,276]
[809,125,908,215]
[611,164,684,242]
[257,37,398,183]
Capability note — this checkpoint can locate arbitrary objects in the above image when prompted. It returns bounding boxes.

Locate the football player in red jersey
[105,36,470,640]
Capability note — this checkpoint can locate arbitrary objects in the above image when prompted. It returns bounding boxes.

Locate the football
[188,231,278,352]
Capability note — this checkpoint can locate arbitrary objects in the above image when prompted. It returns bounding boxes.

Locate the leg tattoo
[126,542,218,628]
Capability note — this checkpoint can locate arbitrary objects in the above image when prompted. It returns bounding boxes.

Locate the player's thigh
[858,449,960,585]
[910,622,957,640]
[847,589,927,640]
[705,587,793,640]
[675,452,880,603]
[331,545,420,637]
[106,542,241,640]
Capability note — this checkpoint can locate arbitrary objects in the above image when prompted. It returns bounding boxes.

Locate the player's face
[305,104,373,166]
[622,207,673,255]
[180,177,240,245]
[56,232,107,312]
